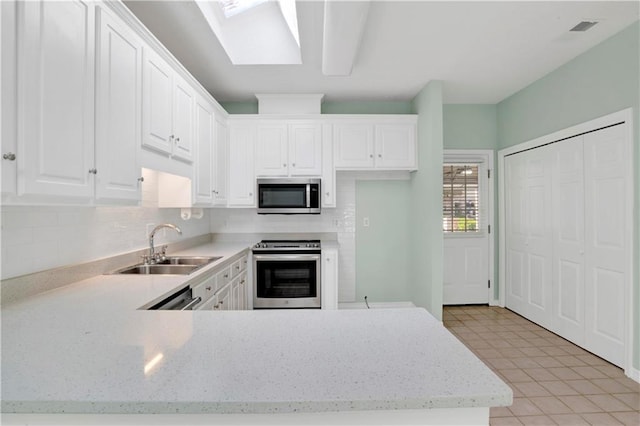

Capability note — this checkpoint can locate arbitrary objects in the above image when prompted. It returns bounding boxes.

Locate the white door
[171,75,194,162]
[212,118,228,206]
[289,123,322,176]
[94,6,142,202]
[193,96,214,205]
[18,0,95,198]
[374,124,416,169]
[443,152,492,305]
[550,135,585,345]
[142,48,172,154]
[505,145,554,328]
[583,124,629,367]
[333,123,374,168]
[255,123,288,176]
[228,123,256,206]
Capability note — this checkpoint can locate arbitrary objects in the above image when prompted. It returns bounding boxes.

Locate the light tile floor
[443,306,639,426]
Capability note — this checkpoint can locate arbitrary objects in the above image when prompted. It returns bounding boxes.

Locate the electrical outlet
[363,217,370,227]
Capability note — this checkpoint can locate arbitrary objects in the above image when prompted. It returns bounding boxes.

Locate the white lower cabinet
[321,248,339,309]
[195,252,249,311]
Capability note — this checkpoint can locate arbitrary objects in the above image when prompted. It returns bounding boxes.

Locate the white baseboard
[626,366,640,383]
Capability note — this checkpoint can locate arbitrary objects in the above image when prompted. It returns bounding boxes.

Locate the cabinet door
[374,123,416,169]
[228,123,256,206]
[214,283,231,311]
[255,124,288,176]
[213,117,228,206]
[321,248,338,309]
[171,75,194,162]
[18,0,95,197]
[142,47,172,154]
[321,124,336,207]
[231,276,241,310]
[289,123,322,176]
[2,0,18,195]
[193,95,214,205]
[333,123,374,169]
[94,7,142,202]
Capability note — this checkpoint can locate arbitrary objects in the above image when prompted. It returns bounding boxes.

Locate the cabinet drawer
[216,266,231,289]
[191,275,216,302]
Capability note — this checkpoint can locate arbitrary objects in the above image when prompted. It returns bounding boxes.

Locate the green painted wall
[443,104,497,149]
[410,81,444,320]
[355,181,411,302]
[497,21,640,372]
[443,104,500,299]
[322,101,413,114]
[220,101,258,114]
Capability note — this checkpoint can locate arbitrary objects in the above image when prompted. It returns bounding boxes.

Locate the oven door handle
[181,296,202,311]
[253,253,321,261]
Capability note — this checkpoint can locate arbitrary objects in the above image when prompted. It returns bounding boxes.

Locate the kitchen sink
[156,256,222,266]
[112,256,221,275]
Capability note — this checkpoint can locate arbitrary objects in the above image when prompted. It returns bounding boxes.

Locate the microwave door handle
[306,184,311,208]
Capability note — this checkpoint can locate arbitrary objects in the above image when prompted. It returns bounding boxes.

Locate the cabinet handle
[240,280,245,285]
[138,177,144,182]
[206,286,212,291]
[2,152,16,161]
[292,163,296,167]
[175,137,180,143]
[378,154,382,158]
[283,163,287,167]
[369,154,373,158]
[88,168,97,174]
[249,192,253,196]
[326,192,330,196]
[224,274,228,278]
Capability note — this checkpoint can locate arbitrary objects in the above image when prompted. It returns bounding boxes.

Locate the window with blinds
[443,164,480,233]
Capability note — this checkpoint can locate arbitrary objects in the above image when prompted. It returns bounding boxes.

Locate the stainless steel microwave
[257,178,321,214]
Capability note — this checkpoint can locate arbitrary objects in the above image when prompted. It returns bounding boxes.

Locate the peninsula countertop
[1,241,512,415]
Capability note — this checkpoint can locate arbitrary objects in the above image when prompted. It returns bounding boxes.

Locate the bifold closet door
[550,136,585,346]
[505,145,553,329]
[583,124,628,367]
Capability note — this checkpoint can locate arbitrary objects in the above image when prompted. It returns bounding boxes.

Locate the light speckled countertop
[1,241,512,414]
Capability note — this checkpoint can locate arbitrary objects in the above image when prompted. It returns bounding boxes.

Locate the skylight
[219,0,268,19]
[195,0,301,65]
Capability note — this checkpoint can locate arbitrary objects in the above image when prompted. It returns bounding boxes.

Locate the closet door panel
[505,155,528,315]
[551,136,585,345]
[583,124,628,367]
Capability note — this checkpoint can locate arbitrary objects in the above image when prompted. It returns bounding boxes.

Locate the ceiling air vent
[570,21,598,32]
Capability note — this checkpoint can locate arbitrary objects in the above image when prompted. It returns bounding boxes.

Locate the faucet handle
[141,254,152,265]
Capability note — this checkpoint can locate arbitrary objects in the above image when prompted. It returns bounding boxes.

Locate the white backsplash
[210,175,357,302]
[0,206,210,280]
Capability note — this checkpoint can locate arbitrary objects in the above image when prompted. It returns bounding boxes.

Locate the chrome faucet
[147,223,182,263]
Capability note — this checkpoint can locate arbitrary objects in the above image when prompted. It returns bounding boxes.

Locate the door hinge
[487,169,491,179]
[488,224,491,234]
[488,280,491,288]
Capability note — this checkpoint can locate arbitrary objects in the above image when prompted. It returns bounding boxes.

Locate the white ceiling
[123,1,639,104]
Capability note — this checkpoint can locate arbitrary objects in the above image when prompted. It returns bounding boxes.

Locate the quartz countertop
[1,241,512,415]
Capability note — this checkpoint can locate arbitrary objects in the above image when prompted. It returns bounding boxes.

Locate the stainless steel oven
[252,240,321,309]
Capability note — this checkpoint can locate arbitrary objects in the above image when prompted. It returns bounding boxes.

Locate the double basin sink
[113,256,222,275]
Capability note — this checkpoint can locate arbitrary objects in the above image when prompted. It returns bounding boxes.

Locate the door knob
[3,152,16,161]
[88,168,97,174]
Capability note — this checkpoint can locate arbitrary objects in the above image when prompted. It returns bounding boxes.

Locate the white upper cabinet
[193,94,215,205]
[17,0,96,198]
[288,123,322,176]
[94,6,143,202]
[228,121,256,207]
[213,117,229,206]
[255,121,322,177]
[255,123,288,176]
[321,123,336,208]
[375,123,416,169]
[142,47,194,163]
[334,118,417,170]
[333,122,374,169]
